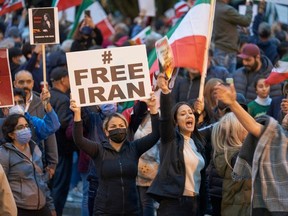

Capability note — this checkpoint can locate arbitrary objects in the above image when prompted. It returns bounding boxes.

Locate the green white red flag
[131,26,151,45]
[149,0,214,76]
[265,55,288,85]
[0,0,24,16]
[52,0,82,11]
[68,0,114,40]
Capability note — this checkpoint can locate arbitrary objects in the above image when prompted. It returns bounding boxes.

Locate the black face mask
[108,128,127,143]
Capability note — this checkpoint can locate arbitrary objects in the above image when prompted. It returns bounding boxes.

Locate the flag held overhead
[265,55,288,85]
[149,0,215,76]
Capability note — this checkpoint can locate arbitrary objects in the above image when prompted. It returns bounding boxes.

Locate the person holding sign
[147,73,207,216]
[70,92,159,215]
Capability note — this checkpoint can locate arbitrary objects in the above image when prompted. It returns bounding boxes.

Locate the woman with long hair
[148,74,207,216]
[70,92,159,215]
[212,112,250,216]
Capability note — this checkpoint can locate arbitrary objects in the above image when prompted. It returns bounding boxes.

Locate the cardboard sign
[0,48,14,107]
[67,45,152,107]
[155,36,175,80]
[29,7,60,44]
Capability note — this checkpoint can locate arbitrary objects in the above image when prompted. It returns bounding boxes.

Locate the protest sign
[29,7,60,44]
[155,36,175,80]
[0,49,14,108]
[67,45,152,107]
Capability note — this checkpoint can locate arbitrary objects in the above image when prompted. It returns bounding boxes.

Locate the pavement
[63,199,82,216]
[63,185,83,216]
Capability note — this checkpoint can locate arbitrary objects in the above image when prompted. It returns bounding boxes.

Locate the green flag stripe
[194,0,211,7]
[67,0,95,39]
[282,54,288,62]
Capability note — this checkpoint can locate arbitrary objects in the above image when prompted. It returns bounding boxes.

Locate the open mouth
[186,120,193,127]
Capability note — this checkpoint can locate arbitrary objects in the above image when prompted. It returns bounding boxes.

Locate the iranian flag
[52,0,82,11]
[0,0,24,16]
[131,26,151,45]
[265,55,288,85]
[149,0,214,76]
[68,0,114,40]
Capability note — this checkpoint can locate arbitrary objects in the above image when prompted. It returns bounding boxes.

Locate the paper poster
[0,48,14,108]
[67,45,152,107]
[155,36,175,80]
[29,7,60,44]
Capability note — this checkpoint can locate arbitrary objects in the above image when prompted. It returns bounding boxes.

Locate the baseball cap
[50,66,68,82]
[238,43,260,59]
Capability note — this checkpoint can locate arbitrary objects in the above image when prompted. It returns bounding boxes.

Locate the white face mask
[9,105,25,115]
[19,56,27,65]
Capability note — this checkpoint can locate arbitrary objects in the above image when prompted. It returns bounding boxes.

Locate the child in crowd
[247,77,271,118]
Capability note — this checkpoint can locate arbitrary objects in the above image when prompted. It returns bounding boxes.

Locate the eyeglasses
[14,100,25,106]
[15,124,30,131]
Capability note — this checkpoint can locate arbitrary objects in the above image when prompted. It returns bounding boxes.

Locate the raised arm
[70,99,100,157]
[30,89,61,140]
[214,83,263,137]
[157,73,175,144]
[134,92,160,155]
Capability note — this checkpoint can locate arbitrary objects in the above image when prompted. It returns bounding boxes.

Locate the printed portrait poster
[0,49,14,108]
[28,7,60,44]
[155,36,175,80]
[67,45,152,107]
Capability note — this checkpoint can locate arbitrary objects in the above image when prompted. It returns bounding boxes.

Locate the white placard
[67,45,152,107]
[138,0,156,17]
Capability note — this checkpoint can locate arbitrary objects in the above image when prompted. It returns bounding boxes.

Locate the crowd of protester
[0,0,288,215]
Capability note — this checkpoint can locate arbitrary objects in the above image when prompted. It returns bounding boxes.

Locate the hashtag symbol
[102,51,113,64]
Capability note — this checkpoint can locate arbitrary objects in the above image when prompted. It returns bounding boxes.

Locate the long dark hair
[171,102,204,144]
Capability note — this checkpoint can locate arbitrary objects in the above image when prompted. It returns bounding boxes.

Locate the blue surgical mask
[15,128,32,145]
[9,105,25,115]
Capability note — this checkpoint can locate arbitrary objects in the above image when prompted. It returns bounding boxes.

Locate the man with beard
[233,43,282,103]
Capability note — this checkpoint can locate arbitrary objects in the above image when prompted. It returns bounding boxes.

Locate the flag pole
[198,0,216,100]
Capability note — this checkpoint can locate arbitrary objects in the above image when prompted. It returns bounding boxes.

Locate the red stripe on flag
[96,18,114,40]
[171,35,206,73]
[0,1,23,16]
[57,0,82,11]
[265,72,288,85]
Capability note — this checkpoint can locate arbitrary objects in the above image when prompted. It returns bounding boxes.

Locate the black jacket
[73,113,160,215]
[50,87,75,155]
[233,56,282,102]
[147,93,207,214]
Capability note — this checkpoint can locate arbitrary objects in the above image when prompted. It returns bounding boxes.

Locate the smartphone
[226,78,234,85]
[85,10,91,17]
